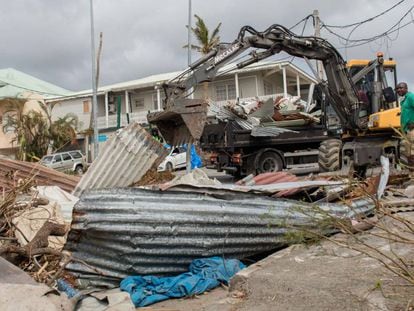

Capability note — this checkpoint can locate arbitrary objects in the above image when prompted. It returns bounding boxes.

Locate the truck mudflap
[147,99,208,146]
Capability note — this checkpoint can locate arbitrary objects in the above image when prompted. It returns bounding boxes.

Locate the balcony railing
[97,110,153,130]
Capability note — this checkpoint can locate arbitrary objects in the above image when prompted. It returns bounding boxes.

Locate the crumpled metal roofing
[73,122,167,197]
[250,126,298,137]
[64,187,374,286]
[0,158,79,193]
[208,101,255,130]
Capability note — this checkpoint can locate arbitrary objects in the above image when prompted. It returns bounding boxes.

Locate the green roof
[0,68,72,100]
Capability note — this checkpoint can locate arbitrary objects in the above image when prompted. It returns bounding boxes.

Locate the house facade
[46,60,317,159]
[0,68,71,158]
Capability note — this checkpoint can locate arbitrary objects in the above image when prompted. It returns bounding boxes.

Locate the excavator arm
[148,24,365,145]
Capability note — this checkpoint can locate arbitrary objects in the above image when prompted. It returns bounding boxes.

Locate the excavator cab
[347,54,400,130]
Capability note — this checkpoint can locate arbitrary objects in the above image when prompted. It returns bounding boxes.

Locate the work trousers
[400,129,414,169]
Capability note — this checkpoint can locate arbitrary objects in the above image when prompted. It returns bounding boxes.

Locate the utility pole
[186,0,192,174]
[89,0,99,160]
[313,10,324,80]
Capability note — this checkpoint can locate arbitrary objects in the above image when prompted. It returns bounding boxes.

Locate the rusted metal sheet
[147,99,208,146]
[0,158,79,193]
[73,122,167,197]
[237,172,301,197]
[162,177,344,195]
[64,187,374,286]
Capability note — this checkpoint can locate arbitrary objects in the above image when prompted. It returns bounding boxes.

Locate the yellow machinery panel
[368,107,401,130]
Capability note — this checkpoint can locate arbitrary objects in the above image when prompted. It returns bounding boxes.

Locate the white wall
[51,97,91,131]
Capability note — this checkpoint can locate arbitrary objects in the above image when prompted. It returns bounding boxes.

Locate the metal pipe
[90,0,99,160]
[89,0,99,160]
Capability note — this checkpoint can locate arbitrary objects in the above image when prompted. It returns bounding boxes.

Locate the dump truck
[148,24,401,176]
[198,55,399,177]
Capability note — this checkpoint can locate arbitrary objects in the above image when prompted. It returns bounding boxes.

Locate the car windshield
[41,156,53,164]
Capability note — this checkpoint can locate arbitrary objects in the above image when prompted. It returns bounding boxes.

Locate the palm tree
[3,100,79,161]
[3,99,49,161]
[187,14,222,55]
[185,14,222,98]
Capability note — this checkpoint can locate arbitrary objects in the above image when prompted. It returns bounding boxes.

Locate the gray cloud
[0,0,413,91]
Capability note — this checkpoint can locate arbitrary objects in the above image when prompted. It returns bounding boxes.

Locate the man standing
[397,82,414,169]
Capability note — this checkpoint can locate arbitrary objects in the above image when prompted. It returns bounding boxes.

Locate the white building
[46,60,317,157]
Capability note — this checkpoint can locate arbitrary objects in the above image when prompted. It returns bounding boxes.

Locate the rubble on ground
[0,157,79,193]
[1,126,413,309]
[0,178,72,285]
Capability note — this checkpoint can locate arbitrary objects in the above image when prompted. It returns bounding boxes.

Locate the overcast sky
[0,0,413,92]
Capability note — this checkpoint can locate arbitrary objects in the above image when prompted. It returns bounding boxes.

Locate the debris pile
[208,94,320,137]
[1,122,414,309]
[0,177,71,284]
[134,168,175,187]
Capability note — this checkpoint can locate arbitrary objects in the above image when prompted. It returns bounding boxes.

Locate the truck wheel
[165,162,173,171]
[257,151,282,174]
[318,139,342,172]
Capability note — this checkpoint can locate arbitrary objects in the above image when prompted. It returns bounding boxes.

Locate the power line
[289,14,313,30]
[322,5,414,49]
[323,0,406,28]
[335,19,413,49]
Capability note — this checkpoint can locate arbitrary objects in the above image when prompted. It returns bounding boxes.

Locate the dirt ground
[152,212,414,311]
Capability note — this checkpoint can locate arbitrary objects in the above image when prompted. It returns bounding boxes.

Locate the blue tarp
[120,257,245,307]
[188,144,202,169]
[163,143,203,170]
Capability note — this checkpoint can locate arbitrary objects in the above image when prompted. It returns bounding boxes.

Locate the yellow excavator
[148,24,402,172]
[347,55,400,130]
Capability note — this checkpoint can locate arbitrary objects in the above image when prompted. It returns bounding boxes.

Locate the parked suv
[40,150,87,175]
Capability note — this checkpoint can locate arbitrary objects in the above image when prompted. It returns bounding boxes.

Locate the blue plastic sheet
[164,143,203,170]
[188,144,202,169]
[120,257,245,307]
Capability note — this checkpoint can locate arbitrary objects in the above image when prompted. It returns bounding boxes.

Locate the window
[134,98,145,109]
[216,83,236,101]
[62,153,72,161]
[83,100,90,113]
[264,81,273,95]
[69,151,83,159]
[2,112,15,134]
[152,93,159,110]
[228,84,236,99]
[53,154,62,163]
[216,85,227,101]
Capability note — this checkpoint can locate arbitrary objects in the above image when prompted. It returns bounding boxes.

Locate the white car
[158,146,187,172]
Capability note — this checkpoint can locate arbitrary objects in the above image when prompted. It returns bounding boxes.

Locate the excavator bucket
[147,98,208,146]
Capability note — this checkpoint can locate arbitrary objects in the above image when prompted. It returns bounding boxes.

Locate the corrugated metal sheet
[208,102,255,130]
[162,179,344,194]
[64,187,374,286]
[73,122,167,197]
[251,126,297,137]
[0,158,79,193]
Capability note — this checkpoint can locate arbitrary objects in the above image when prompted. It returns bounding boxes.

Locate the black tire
[75,165,84,175]
[256,151,283,174]
[318,139,342,172]
[165,162,173,172]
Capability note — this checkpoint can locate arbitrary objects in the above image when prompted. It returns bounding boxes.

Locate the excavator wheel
[318,139,342,172]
